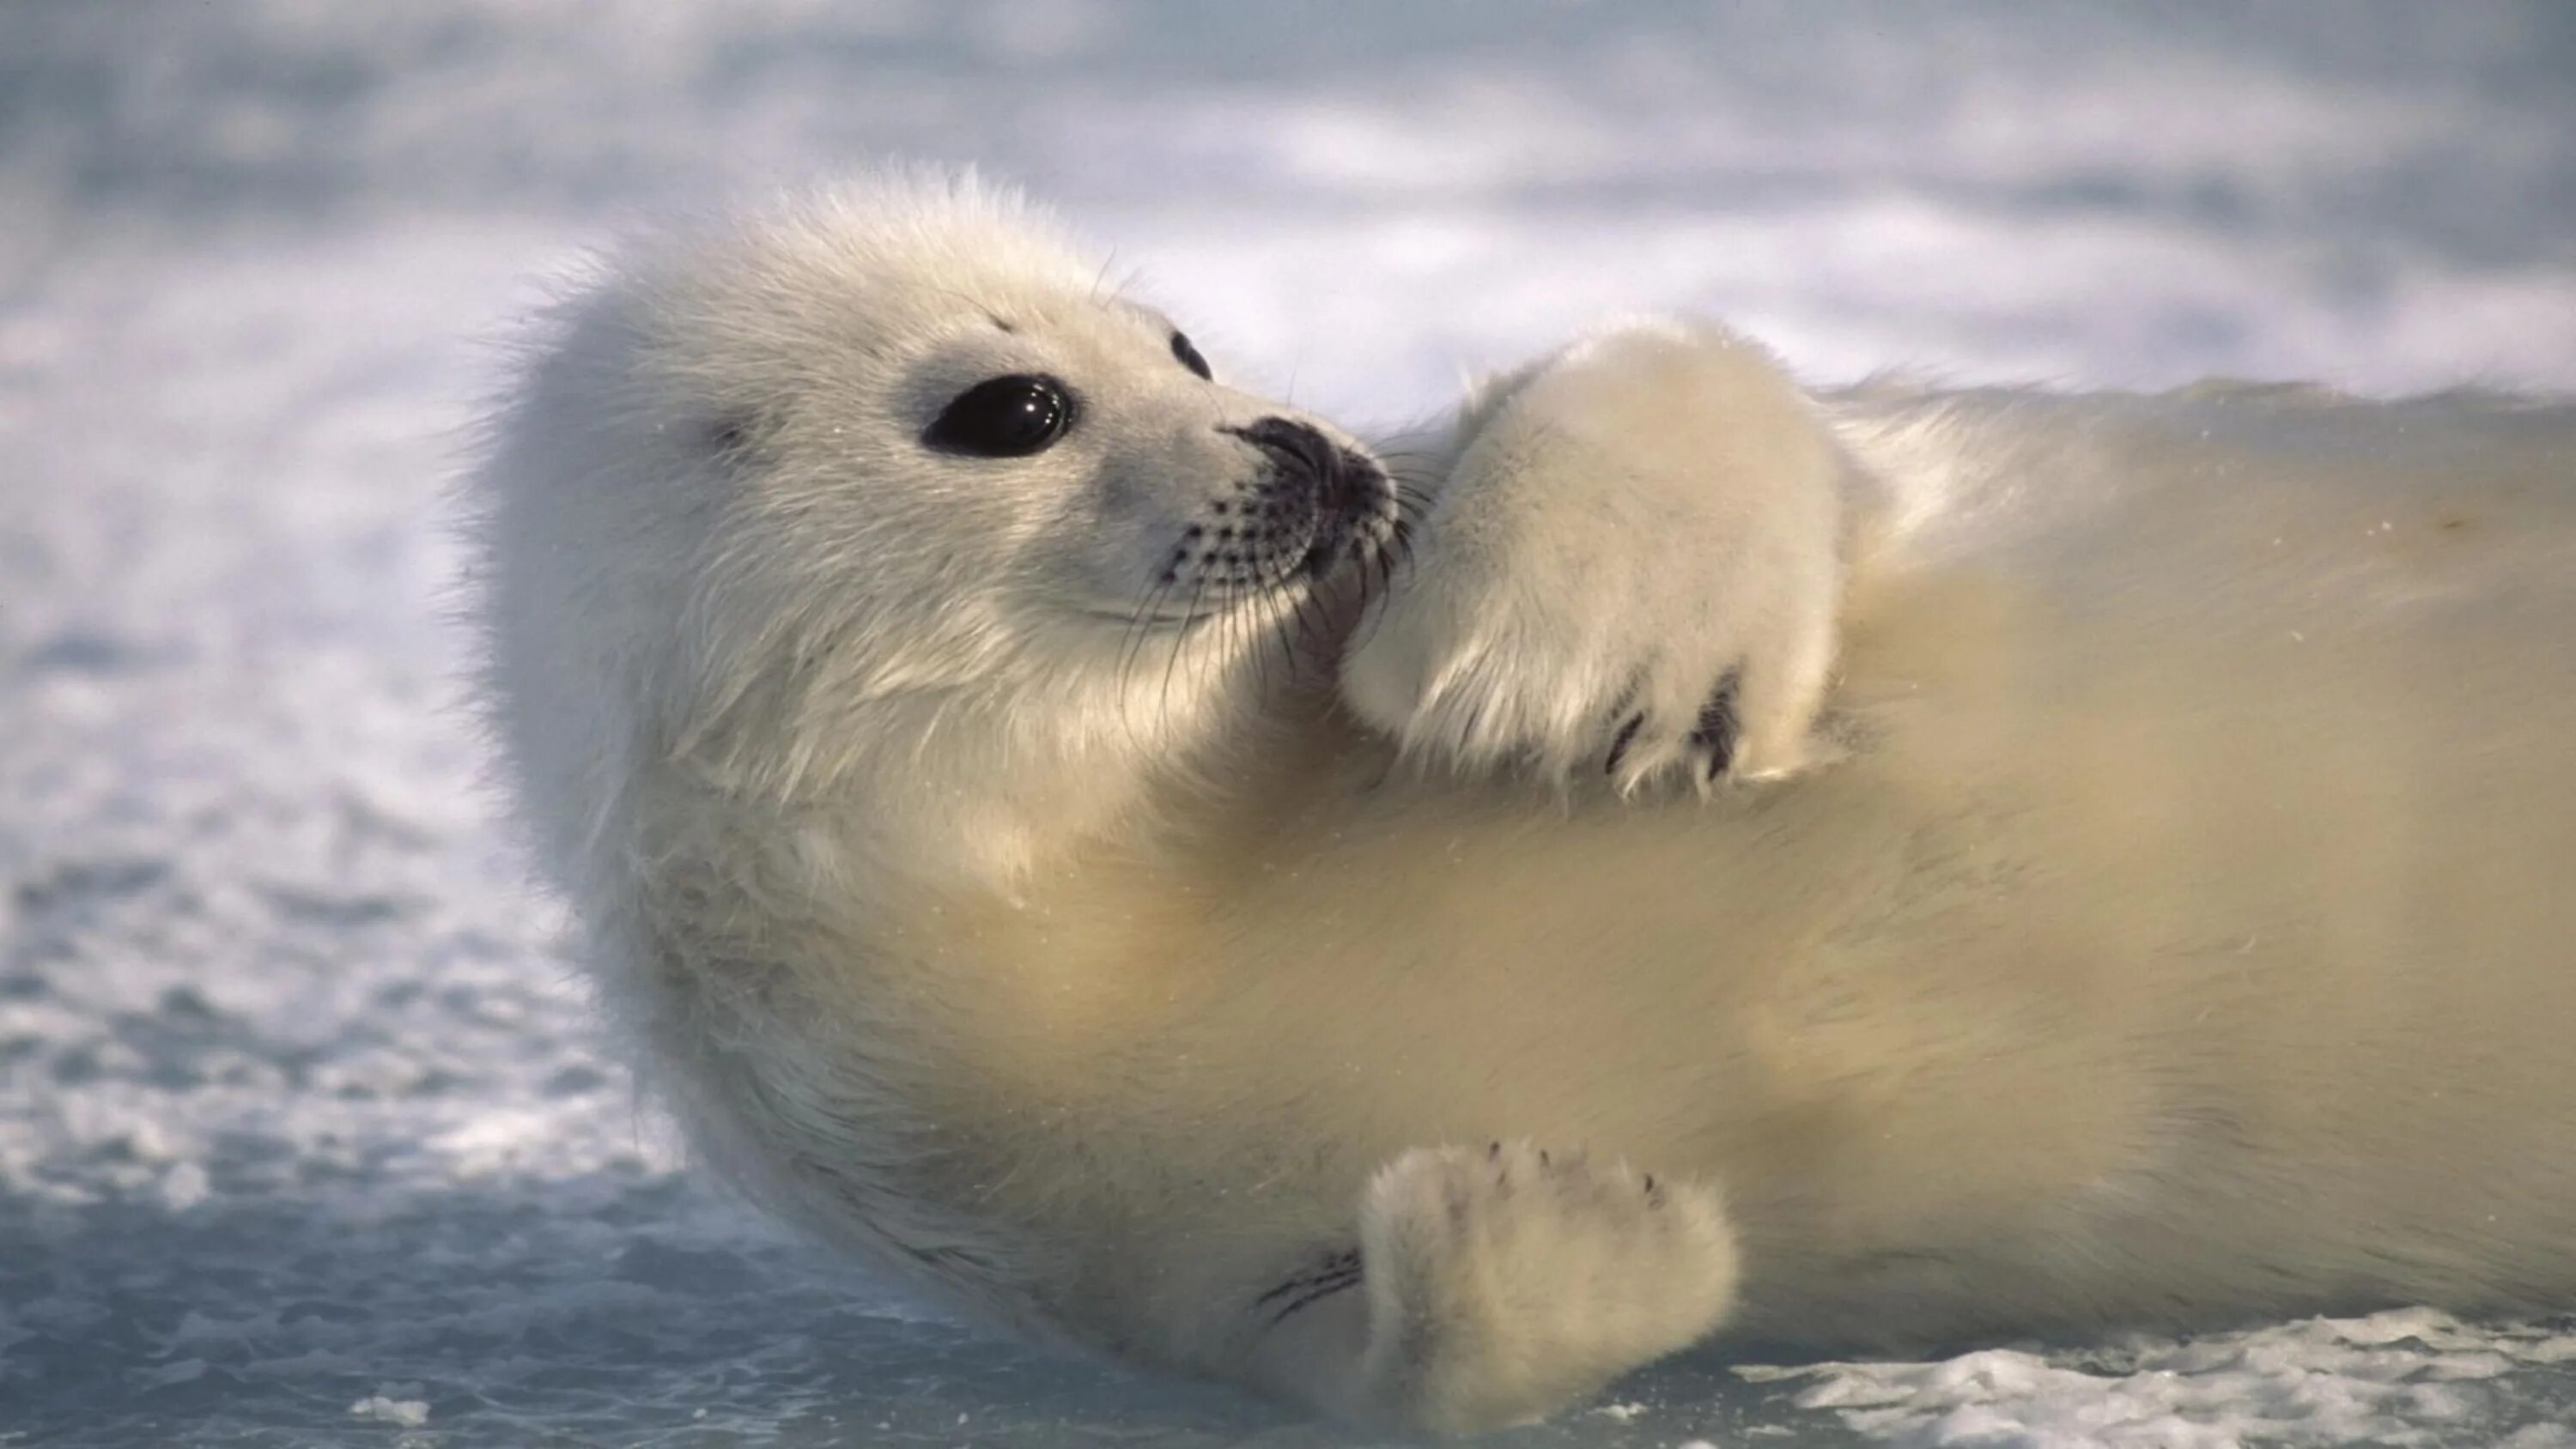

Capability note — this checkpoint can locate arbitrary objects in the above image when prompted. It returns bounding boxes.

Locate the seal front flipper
[1340,319,1862,795]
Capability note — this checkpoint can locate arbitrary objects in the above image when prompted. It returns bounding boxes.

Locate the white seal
[471,172,2576,1434]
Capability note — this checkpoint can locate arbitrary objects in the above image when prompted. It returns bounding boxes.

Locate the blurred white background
[3,5,2573,1446]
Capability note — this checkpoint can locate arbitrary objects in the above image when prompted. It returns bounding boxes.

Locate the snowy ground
[5,4,2575,1446]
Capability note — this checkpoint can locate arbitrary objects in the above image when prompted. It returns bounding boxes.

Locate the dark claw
[1255,1247,1364,1313]
[1265,1258,1365,1325]
[1606,713,1645,777]
[1687,670,1742,780]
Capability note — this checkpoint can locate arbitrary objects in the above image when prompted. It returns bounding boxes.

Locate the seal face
[474,173,1402,903]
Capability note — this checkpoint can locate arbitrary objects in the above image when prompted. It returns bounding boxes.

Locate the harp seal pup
[471,173,2576,1435]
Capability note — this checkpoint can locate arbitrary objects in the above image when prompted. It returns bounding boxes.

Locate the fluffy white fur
[471,173,2576,1437]
[1345,318,1865,790]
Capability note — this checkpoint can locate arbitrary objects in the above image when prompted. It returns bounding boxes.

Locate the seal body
[471,174,2576,1434]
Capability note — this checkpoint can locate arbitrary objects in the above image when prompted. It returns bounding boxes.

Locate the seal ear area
[697,410,762,465]
[678,409,774,483]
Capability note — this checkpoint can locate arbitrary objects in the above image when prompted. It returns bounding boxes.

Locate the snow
[3,3,2572,1445]
[1745,1311,2576,1447]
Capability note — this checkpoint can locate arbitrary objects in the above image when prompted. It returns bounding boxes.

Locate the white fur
[1344,318,1862,790]
[471,173,2576,1437]
[1352,1142,1738,1430]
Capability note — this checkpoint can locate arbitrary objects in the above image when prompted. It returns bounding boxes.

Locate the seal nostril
[1224,417,1360,512]
[1225,417,1323,471]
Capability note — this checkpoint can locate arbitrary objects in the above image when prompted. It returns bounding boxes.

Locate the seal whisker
[1118,573,1178,688]
[1154,573,1212,729]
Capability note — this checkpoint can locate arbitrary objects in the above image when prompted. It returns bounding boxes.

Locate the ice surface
[3,3,2573,1446]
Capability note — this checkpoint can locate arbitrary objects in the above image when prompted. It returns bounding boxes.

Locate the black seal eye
[1170,330,1212,381]
[923,374,1074,458]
